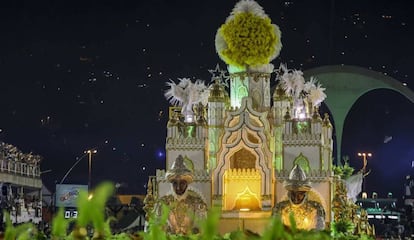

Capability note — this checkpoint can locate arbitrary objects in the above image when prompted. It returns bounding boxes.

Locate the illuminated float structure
[145,0,334,234]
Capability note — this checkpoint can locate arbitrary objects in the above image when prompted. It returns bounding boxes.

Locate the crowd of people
[0,141,42,165]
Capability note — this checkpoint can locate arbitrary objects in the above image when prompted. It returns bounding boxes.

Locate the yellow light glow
[358,152,372,157]
[185,115,193,123]
[234,186,260,211]
[223,168,261,211]
[362,192,367,199]
[303,217,310,229]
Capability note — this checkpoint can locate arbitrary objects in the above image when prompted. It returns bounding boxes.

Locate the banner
[55,184,88,207]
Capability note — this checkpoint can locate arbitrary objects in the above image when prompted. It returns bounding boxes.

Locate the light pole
[85,149,97,191]
[358,152,372,193]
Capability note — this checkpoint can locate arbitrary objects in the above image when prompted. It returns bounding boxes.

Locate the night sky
[1,0,413,197]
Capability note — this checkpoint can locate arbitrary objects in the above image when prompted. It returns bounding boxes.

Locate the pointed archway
[304,65,414,163]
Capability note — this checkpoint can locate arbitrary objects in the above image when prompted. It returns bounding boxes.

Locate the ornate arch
[304,65,414,163]
[212,97,273,197]
[293,153,310,173]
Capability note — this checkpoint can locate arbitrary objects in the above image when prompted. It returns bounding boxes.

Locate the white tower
[207,79,228,170]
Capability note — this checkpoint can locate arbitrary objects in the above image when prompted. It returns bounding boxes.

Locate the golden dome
[208,80,229,102]
[166,155,194,183]
[167,111,180,127]
[273,84,288,100]
[284,165,311,191]
[323,113,332,127]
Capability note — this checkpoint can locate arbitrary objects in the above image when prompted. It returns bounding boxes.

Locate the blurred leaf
[4,211,36,240]
[51,207,70,239]
[76,181,114,236]
[199,207,220,240]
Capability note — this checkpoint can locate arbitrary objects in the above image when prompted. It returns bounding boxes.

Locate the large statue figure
[273,165,325,230]
[155,155,207,235]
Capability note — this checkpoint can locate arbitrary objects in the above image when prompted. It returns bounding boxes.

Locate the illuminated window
[293,153,310,173]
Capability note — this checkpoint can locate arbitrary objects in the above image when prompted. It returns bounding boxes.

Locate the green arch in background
[304,65,414,164]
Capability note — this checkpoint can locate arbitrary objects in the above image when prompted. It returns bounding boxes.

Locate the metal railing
[0,158,41,178]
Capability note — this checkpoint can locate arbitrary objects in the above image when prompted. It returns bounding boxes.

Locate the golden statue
[355,209,375,236]
[332,178,351,222]
[273,165,325,230]
[154,155,207,235]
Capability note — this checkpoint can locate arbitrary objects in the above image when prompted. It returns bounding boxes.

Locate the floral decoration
[215,0,282,69]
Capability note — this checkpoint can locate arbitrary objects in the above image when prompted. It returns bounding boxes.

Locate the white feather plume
[269,24,282,61]
[227,0,267,22]
[279,66,294,96]
[277,64,326,108]
[280,76,293,96]
[303,76,317,93]
[195,80,211,106]
[278,64,305,98]
[164,78,210,114]
[307,81,326,107]
[215,31,227,62]
[165,79,185,106]
[291,70,305,98]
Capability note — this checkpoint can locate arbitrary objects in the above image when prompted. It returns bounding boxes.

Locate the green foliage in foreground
[2,182,373,240]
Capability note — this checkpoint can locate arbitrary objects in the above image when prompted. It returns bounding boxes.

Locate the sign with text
[55,184,88,208]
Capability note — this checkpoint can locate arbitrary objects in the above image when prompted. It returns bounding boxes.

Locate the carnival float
[0,0,379,239]
[143,0,375,238]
